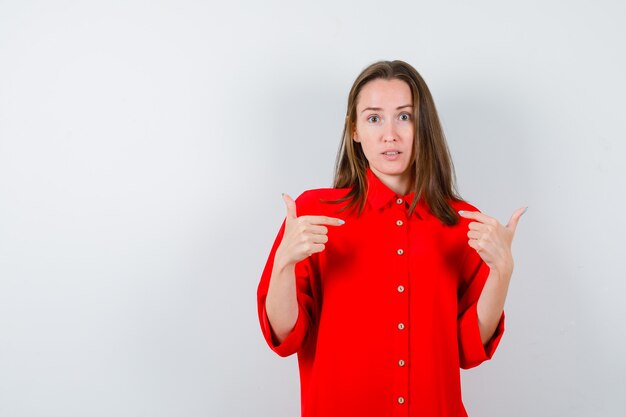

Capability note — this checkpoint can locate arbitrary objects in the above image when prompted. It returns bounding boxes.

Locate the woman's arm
[264,193,344,344]
[459,207,527,344]
[477,268,511,344]
[265,259,299,344]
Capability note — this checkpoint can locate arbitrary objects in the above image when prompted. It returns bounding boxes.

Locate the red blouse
[257,167,505,417]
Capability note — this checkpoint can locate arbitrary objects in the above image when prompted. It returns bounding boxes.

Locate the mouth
[381,150,402,161]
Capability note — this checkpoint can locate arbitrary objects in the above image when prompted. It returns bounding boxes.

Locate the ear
[352,126,359,142]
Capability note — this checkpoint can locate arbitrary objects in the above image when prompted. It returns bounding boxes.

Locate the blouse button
[396,198,403,205]
[398,359,406,367]
[396,219,403,226]
[397,322,405,330]
[396,248,404,256]
[397,285,405,293]
[398,396,405,404]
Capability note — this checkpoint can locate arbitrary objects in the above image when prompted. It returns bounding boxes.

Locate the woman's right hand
[274,193,345,268]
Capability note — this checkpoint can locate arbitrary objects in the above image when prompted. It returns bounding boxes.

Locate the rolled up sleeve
[257,220,317,357]
[457,245,505,369]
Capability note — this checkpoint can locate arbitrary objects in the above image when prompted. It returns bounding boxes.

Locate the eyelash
[367,113,412,123]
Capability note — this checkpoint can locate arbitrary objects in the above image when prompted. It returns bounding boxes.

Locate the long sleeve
[257,220,318,357]
[456,244,505,369]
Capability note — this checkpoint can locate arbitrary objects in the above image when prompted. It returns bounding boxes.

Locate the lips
[381,150,402,161]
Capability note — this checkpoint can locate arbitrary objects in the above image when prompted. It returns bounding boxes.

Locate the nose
[383,121,398,142]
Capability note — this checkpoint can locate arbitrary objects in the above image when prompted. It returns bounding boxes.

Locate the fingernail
[522,207,528,215]
[458,210,465,215]
[338,219,345,225]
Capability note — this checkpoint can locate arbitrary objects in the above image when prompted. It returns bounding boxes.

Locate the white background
[1,1,625,416]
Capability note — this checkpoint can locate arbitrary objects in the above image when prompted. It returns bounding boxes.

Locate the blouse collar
[365,166,427,218]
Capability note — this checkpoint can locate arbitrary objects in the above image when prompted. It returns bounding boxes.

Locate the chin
[379,159,410,170]
[372,164,410,176]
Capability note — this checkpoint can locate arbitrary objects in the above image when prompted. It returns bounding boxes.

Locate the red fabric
[257,167,505,417]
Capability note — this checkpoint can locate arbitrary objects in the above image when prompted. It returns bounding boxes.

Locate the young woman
[257,60,526,417]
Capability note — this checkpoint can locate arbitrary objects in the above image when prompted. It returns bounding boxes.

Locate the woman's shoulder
[293,187,351,216]
[444,199,484,236]
[448,198,483,214]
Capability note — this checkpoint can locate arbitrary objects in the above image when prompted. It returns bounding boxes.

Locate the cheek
[401,126,415,148]
[400,124,414,136]
[358,140,374,155]
[354,125,371,146]
[358,140,379,161]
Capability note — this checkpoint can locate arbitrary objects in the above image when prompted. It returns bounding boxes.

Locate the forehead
[357,78,412,109]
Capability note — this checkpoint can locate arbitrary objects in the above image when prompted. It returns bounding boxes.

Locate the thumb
[282,193,298,219]
[506,206,528,233]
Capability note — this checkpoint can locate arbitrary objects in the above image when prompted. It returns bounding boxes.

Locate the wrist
[273,251,296,273]
[490,262,513,282]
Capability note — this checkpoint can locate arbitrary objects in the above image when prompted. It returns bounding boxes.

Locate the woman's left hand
[458,207,527,278]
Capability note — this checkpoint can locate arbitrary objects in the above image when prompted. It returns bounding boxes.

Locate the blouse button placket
[392,195,410,412]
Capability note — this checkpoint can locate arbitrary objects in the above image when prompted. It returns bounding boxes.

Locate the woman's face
[352,78,414,194]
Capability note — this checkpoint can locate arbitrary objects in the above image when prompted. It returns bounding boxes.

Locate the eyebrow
[361,104,413,113]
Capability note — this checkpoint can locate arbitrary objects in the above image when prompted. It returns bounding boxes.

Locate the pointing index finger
[299,215,345,226]
[458,210,496,225]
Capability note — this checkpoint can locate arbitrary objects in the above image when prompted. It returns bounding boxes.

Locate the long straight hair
[330,60,462,226]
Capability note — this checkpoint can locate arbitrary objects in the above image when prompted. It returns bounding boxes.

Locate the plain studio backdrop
[1,0,625,416]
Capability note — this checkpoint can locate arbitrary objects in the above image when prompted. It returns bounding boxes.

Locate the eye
[399,112,411,121]
[367,115,380,123]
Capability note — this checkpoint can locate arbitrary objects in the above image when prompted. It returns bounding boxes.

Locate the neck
[386,179,410,196]
[371,169,411,196]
